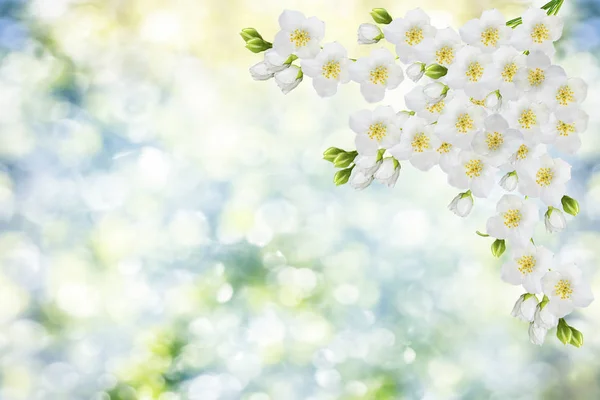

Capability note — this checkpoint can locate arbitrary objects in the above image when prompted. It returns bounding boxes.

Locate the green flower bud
[424,64,448,79]
[561,195,580,216]
[323,147,344,162]
[569,327,584,348]
[240,27,263,42]
[245,38,273,53]
[334,168,353,186]
[370,8,393,24]
[333,151,358,168]
[557,318,573,345]
[491,239,506,258]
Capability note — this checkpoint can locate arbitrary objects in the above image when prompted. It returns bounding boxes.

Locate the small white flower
[423,82,448,103]
[528,322,548,346]
[460,9,513,52]
[419,27,463,67]
[448,191,474,217]
[445,46,493,98]
[511,293,539,322]
[349,165,378,190]
[357,23,383,44]
[512,7,564,56]
[446,150,496,198]
[301,42,351,97]
[499,171,518,192]
[273,10,325,59]
[405,84,452,123]
[383,8,437,63]
[349,48,404,103]
[389,117,441,171]
[518,154,571,207]
[274,65,303,94]
[486,194,538,245]
[486,46,527,101]
[501,243,553,293]
[264,48,292,73]
[505,99,549,144]
[541,262,594,318]
[406,62,425,82]
[514,51,566,99]
[533,303,558,330]
[250,61,274,81]
[541,76,588,110]
[374,158,401,187]
[543,107,588,154]
[545,206,566,233]
[484,91,502,112]
[350,106,401,156]
[354,153,383,175]
[472,114,523,167]
[435,92,486,149]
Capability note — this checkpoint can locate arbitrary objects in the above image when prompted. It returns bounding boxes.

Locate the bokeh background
[1,0,600,399]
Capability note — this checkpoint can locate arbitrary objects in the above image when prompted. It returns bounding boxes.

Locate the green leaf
[424,64,448,79]
[557,318,573,345]
[334,168,353,186]
[240,27,263,42]
[561,195,580,216]
[569,327,584,348]
[245,38,273,53]
[323,147,344,162]
[491,239,506,258]
[333,151,357,168]
[370,8,393,24]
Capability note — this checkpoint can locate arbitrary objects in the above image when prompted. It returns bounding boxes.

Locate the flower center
[411,132,430,153]
[486,131,504,151]
[503,209,522,228]
[516,144,529,160]
[536,167,554,187]
[556,85,575,106]
[528,68,545,87]
[405,26,424,46]
[466,61,484,82]
[470,97,485,106]
[436,46,454,65]
[554,279,573,299]
[437,142,452,154]
[321,60,341,79]
[557,121,576,137]
[517,255,536,275]
[455,113,474,133]
[426,100,445,114]
[370,65,388,85]
[481,27,500,47]
[499,63,517,83]
[290,29,311,47]
[464,159,483,178]
[368,122,387,140]
[518,109,537,129]
[531,23,550,44]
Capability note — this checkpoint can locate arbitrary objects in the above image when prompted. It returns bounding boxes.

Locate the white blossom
[273,10,325,59]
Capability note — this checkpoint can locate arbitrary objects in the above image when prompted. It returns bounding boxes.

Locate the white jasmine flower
[518,154,571,207]
[250,61,274,81]
[499,171,518,191]
[445,46,493,98]
[511,293,539,322]
[405,85,453,123]
[350,106,401,156]
[406,62,425,82]
[512,7,564,56]
[528,322,548,346]
[420,27,463,67]
[273,10,325,59]
[472,114,523,167]
[541,262,594,318]
[264,48,292,73]
[389,117,441,171]
[301,42,351,97]
[354,153,383,175]
[541,76,588,109]
[423,82,449,103]
[533,303,558,330]
[460,9,513,52]
[446,150,496,198]
[435,93,486,148]
[505,99,549,144]
[383,8,437,63]
[545,206,566,233]
[514,51,566,98]
[486,47,527,101]
[486,194,538,245]
[543,107,588,154]
[448,191,474,217]
[374,158,401,187]
[358,23,383,44]
[349,164,380,191]
[349,48,404,103]
[501,243,553,293]
[274,65,303,94]
[484,91,502,112]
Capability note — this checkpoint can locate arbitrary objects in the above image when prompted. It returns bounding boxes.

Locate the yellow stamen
[290,29,310,47]
[556,85,575,106]
[426,101,445,114]
[486,132,504,151]
[503,209,522,228]
[466,61,484,82]
[502,62,518,83]
[370,65,388,85]
[517,255,536,274]
[531,23,550,44]
[368,122,387,141]
[557,121,576,137]
[411,132,431,152]
[465,159,483,178]
[322,60,341,79]
[481,27,500,47]
[516,144,529,160]
[455,113,474,133]
[554,279,573,299]
[436,46,454,65]
[519,109,537,129]
[535,167,554,187]
[437,142,452,154]
[405,27,424,46]
[528,68,545,87]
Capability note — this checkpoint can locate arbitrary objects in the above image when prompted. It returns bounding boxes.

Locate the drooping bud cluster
[241,0,593,346]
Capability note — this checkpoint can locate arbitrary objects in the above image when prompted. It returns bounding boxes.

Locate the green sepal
[323,147,344,162]
[370,8,393,24]
[491,239,506,258]
[245,38,273,53]
[284,54,298,65]
[334,167,353,186]
[561,195,579,216]
[376,148,386,162]
[557,318,573,345]
[476,231,490,237]
[240,27,263,42]
[333,151,358,168]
